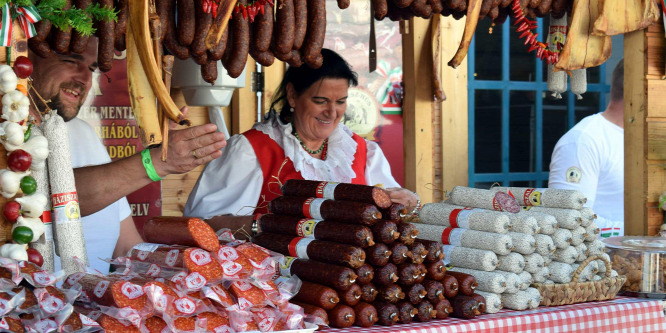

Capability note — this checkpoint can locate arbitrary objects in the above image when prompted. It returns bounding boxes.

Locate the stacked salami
[59,216,310,332]
[254,180,486,328]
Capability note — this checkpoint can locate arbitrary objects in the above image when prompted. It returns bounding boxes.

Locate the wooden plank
[647,206,662,236]
[647,80,666,118]
[646,34,664,77]
[402,17,434,204]
[439,16,468,194]
[262,60,285,115]
[624,30,648,236]
[646,161,666,203]
[647,120,666,160]
[232,59,258,135]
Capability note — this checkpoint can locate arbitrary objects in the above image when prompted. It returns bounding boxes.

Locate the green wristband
[141,149,162,182]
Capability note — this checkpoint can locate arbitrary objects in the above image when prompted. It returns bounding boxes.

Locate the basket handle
[571,255,611,282]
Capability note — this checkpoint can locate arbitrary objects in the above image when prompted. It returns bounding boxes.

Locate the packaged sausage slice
[228,280,273,310]
[0,316,25,332]
[202,283,236,308]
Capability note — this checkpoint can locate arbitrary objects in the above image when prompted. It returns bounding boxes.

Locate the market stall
[0,0,661,332]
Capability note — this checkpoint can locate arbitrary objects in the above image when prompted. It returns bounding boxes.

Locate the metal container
[603,236,666,299]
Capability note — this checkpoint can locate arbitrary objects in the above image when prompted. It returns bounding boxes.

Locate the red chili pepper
[519,30,531,39]
[267,0,274,6]
[212,2,219,17]
[527,44,538,53]
[242,5,248,19]
[259,3,265,15]
[516,22,530,32]
[536,47,544,58]
[234,5,240,14]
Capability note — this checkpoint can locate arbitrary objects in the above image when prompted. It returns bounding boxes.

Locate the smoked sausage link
[372,263,399,287]
[425,260,447,281]
[366,243,391,267]
[404,283,427,304]
[396,301,418,324]
[422,279,445,304]
[397,263,422,287]
[397,223,419,245]
[252,3,273,52]
[416,300,436,322]
[114,0,129,51]
[292,301,328,325]
[269,196,382,225]
[353,302,378,327]
[390,242,412,265]
[281,180,392,209]
[415,239,445,263]
[372,221,400,244]
[338,283,362,306]
[274,0,295,54]
[222,1,250,78]
[279,257,358,291]
[441,274,459,299]
[143,216,221,252]
[69,0,92,53]
[252,233,366,268]
[53,0,73,53]
[471,293,487,314]
[451,295,480,319]
[360,283,378,303]
[377,284,405,303]
[381,203,408,222]
[177,0,196,46]
[302,0,326,68]
[446,271,478,296]
[373,301,399,326]
[164,0,190,59]
[327,304,355,329]
[292,0,307,49]
[408,241,428,264]
[293,281,339,310]
[96,0,115,72]
[434,299,453,319]
[258,214,374,248]
[354,264,375,284]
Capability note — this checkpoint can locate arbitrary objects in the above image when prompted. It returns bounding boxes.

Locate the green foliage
[6,0,117,36]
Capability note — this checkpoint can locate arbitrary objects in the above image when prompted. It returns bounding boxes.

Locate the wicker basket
[533,255,627,306]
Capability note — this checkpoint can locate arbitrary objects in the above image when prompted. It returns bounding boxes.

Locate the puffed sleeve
[184,134,264,219]
[364,140,400,188]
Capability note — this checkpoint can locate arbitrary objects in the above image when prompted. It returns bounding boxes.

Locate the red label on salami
[146,264,161,277]
[32,272,56,286]
[441,227,454,245]
[66,272,85,286]
[40,211,52,223]
[233,280,252,292]
[449,209,462,228]
[185,272,207,290]
[121,282,144,300]
[217,246,239,261]
[175,297,197,314]
[93,280,109,298]
[287,237,302,257]
[302,198,315,218]
[522,189,533,206]
[492,197,502,212]
[189,249,212,266]
[315,182,328,198]
[51,191,80,225]
[166,249,179,267]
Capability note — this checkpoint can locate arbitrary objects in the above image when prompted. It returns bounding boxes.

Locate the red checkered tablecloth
[323,297,666,333]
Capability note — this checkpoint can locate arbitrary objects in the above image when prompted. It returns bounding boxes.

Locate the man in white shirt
[28,38,227,272]
[548,60,624,237]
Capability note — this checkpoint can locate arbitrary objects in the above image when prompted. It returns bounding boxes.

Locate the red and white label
[287,237,313,259]
[221,261,243,276]
[440,227,464,246]
[40,294,64,314]
[233,280,252,291]
[86,310,102,320]
[217,246,239,261]
[302,198,325,220]
[213,325,233,333]
[175,297,197,314]
[32,271,56,286]
[237,297,252,310]
[146,264,161,277]
[296,219,320,238]
[0,299,9,315]
[166,249,180,267]
[258,316,276,332]
[448,208,475,229]
[256,280,275,291]
[93,280,109,298]
[34,319,57,332]
[0,318,8,329]
[154,294,168,311]
[121,282,144,300]
[189,249,212,266]
[51,192,80,225]
[170,271,188,284]
[185,272,207,290]
[315,181,339,199]
[136,250,150,261]
[279,256,296,277]
[80,314,100,327]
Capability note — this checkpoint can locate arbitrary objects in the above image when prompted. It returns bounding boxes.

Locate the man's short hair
[610,59,624,102]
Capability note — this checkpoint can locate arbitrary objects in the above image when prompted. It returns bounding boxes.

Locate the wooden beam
[262,60,285,116]
[439,16,469,194]
[232,58,258,135]
[624,29,648,236]
[402,18,434,203]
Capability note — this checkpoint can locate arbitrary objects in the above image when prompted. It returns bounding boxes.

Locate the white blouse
[184,113,400,219]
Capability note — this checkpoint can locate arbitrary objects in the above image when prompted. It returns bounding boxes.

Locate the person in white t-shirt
[548,60,624,237]
[28,38,227,272]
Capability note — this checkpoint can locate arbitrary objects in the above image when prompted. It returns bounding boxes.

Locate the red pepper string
[511,0,559,65]
[234,1,269,22]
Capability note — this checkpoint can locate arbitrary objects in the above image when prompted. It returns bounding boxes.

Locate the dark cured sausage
[366,243,391,267]
[397,264,422,287]
[302,0,326,68]
[280,258,357,291]
[69,0,92,53]
[425,261,446,281]
[355,264,374,284]
[28,39,52,58]
[390,243,412,265]
[374,301,399,326]
[360,283,378,303]
[395,0,415,8]
[441,274,459,299]
[286,49,303,67]
[434,299,453,319]
[445,271,478,296]
[372,0,389,19]
[155,0,169,41]
[68,274,147,310]
[223,2,250,79]
[372,221,399,244]
[327,304,355,329]
[414,263,427,284]
[396,301,418,324]
[96,0,115,72]
[428,0,444,13]
[282,180,392,209]
[252,233,366,268]
[269,196,382,225]
[191,0,213,57]
[208,27,228,61]
[293,281,339,310]
[416,301,436,322]
[550,0,567,18]
[292,302,328,325]
[372,264,398,286]
[377,284,404,303]
[338,283,362,306]
[177,0,196,46]
[164,0,190,59]
[408,242,427,264]
[144,216,220,252]
[52,0,73,53]
[410,0,432,18]
[258,214,374,248]
[451,295,480,319]
[114,0,129,51]
[253,3,273,52]
[286,0,306,51]
[33,20,52,42]
[397,223,418,245]
[336,0,351,8]
[353,302,378,327]
[404,284,427,304]
[381,203,407,222]
[274,0,295,54]
[471,293,486,313]
[415,239,444,263]
[201,59,218,84]
[422,279,445,304]
[536,0,553,16]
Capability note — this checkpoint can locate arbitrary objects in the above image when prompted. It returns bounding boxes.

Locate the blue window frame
[467,18,612,189]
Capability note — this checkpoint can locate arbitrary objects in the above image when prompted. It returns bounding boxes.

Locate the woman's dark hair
[270,49,358,123]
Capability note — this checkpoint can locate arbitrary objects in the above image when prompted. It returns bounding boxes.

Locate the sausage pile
[255,180,488,328]
[414,186,619,309]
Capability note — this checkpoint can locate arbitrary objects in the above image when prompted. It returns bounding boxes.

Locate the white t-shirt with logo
[52,117,132,273]
[548,113,624,237]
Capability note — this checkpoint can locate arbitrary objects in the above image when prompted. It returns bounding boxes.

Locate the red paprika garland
[511,0,559,65]
[232,0,274,22]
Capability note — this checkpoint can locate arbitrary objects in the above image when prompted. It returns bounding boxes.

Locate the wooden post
[402,17,434,203]
[262,60,285,115]
[232,58,258,134]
